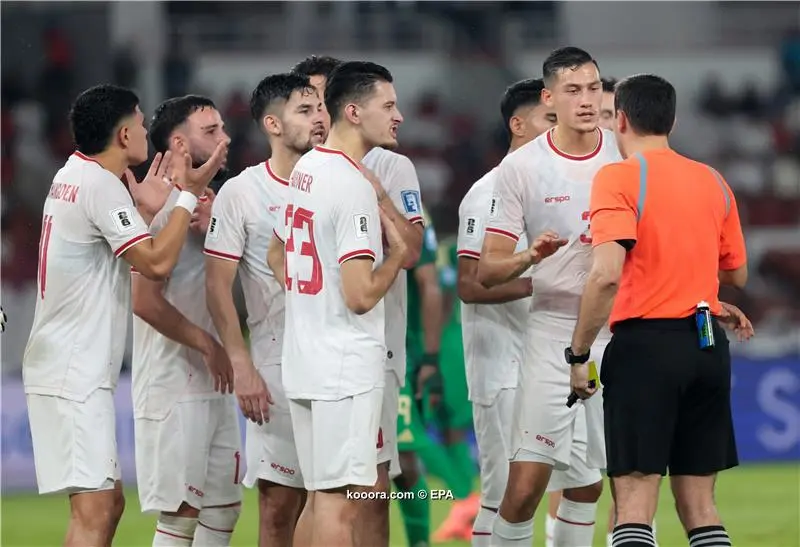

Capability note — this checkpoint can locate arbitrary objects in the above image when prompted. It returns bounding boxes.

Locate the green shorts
[433,319,472,430]
[397,369,428,452]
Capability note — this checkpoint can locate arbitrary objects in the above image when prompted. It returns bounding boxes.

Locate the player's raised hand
[126,151,174,217]
[528,231,568,265]
[380,207,408,259]
[190,188,215,234]
[203,339,234,394]
[718,301,755,342]
[231,352,273,425]
[182,140,228,197]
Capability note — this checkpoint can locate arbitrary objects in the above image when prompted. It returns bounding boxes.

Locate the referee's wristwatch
[564,347,590,366]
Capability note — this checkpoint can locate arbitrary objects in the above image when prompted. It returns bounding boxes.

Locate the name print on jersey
[290,170,313,193]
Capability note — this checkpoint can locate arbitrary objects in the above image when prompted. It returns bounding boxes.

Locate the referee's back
[591,147,747,327]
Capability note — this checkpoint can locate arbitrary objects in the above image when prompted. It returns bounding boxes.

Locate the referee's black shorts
[601,316,738,477]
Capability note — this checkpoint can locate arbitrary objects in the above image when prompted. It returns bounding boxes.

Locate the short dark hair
[542,47,598,85]
[601,77,618,93]
[324,61,393,124]
[500,78,545,137]
[69,84,140,155]
[614,74,676,136]
[250,72,315,123]
[149,95,217,153]
[291,55,343,80]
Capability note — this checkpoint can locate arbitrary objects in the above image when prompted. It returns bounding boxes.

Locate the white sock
[553,498,598,547]
[652,519,658,547]
[472,506,496,547]
[193,506,240,546]
[490,515,534,547]
[153,515,197,546]
[546,514,557,547]
[607,532,614,547]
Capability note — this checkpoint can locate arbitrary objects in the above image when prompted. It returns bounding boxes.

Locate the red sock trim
[198,521,234,534]
[156,528,194,540]
[556,516,595,527]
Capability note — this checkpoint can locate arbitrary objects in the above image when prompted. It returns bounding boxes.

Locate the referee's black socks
[611,523,655,546]
[689,525,732,546]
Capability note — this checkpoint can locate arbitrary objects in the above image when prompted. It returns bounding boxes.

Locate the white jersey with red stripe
[132,189,223,420]
[23,152,152,402]
[457,167,530,404]
[486,128,621,342]
[362,147,424,386]
[203,161,288,368]
[280,146,386,401]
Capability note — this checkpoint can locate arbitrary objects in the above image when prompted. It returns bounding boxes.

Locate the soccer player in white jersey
[477,47,623,547]
[290,56,426,545]
[457,78,556,546]
[205,73,327,547]
[132,95,244,547]
[276,61,408,547]
[22,84,226,547]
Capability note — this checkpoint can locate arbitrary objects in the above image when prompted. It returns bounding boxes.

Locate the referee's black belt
[613,315,717,332]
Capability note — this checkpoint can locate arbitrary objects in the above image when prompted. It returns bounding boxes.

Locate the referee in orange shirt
[565,74,755,547]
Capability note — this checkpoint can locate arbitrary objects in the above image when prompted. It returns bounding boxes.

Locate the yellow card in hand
[588,361,600,388]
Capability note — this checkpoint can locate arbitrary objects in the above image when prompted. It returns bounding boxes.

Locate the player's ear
[263,114,281,137]
[170,133,185,152]
[541,87,554,108]
[344,103,359,125]
[616,110,627,134]
[509,115,524,139]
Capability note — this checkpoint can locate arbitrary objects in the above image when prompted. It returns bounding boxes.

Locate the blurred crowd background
[1,1,798,367]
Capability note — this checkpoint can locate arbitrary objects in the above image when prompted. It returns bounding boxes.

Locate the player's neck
[624,135,671,157]
[323,127,369,164]
[551,125,599,156]
[86,149,128,178]
[268,145,301,180]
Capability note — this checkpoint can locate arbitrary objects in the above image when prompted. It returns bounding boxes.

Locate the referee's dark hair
[324,61,393,125]
[500,78,545,138]
[615,74,676,136]
[601,77,618,93]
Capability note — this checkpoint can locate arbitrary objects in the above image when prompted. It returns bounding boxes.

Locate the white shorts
[135,397,243,513]
[378,371,401,480]
[546,406,601,491]
[289,387,383,491]
[511,332,607,473]
[473,387,515,509]
[243,365,304,489]
[27,389,121,495]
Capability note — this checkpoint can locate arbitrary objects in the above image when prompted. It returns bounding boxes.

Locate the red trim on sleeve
[485,227,520,242]
[315,146,361,170]
[408,215,424,225]
[457,249,481,259]
[339,249,376,264]
[115,233,151,257]
[272,227,284,243]
[203,248,242,262]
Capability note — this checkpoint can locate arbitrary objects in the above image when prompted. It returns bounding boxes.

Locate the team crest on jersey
[353,214,369,239]
[464,216,480,239]
[489,197,499,218]
[110,207,136,234]
[207,216,220,240]
[400,190,421,214]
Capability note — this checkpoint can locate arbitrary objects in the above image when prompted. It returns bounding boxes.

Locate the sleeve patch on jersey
[353,213,370,239]
[206,216,220,240]
[400,190,421,215]
[464,216,481,239]
[489,196,500,218]
[109,207,137,234]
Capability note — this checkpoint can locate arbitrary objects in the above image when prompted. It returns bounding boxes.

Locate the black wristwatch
[564,347,590,366]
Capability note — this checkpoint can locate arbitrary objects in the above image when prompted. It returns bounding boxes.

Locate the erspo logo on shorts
[536,434,556,449]
[270,462,296,475]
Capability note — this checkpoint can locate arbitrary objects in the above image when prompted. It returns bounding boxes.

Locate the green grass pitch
[2,464,797,546]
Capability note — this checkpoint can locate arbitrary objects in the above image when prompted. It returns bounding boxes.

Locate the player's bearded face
[184,108,231,179]
[359,81,403,150]
[283,87,328,153]
[549,63,602,134]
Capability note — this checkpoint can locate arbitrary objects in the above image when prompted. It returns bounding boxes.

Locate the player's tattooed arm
[458,256,532,304]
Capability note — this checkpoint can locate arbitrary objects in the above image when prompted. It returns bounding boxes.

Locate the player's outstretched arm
[458,256,532,304]
[477,233,535,288]
[340,209,408,315]
[133,274,232,393]
[123,146,227,280]
[266,234,286,290]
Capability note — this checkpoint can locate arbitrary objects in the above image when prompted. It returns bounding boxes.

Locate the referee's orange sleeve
[718,178,747,271]
[589,162,639,246]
